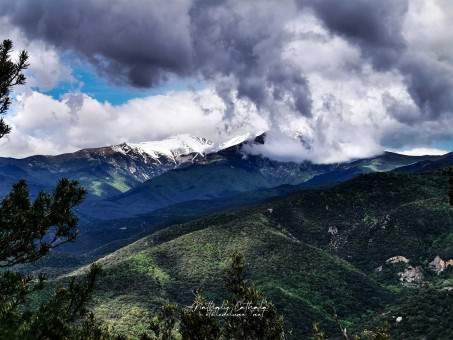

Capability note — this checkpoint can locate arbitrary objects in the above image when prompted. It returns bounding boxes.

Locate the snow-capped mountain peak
[113,134,215,161]
[218,133,254,150]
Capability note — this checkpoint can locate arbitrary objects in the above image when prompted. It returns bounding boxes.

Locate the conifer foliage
[0,39,113,339]
[0,39,28,138]
[145,251,286,340]
[0,179,87,268]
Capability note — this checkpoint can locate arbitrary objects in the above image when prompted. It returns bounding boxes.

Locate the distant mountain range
[1,133,450,224]
[0,134,219,199]
[394,151,453,173]
[77,145,447,222]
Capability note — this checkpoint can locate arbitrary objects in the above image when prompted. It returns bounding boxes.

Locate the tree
[0,39,117,339]
[147,251,286,340]
[0,179,87,268]
[0,39,29,138]
[179,290,222,340]
[221,251,285,340]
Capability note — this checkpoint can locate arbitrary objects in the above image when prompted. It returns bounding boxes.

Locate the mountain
[1,132,449,225]
[2,132,445,205]
[124,134,214,160]
[77,147,443,221]
[0,134,215,199]
[62,182,307,254]
[55,170,453,339]
[393,150,453,173]
[64,148,453,254]
[10,135,453,339]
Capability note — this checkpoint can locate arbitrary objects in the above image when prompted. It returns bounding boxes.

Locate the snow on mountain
[218,133,253,150]
[112,134,215,162]
[109,132,276,165]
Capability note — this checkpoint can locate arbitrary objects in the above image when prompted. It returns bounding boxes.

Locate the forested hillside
[50,170,453,339]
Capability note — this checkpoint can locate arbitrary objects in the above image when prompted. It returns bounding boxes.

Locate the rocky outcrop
[398,265,425,287]
[380,256,426,287]
[386,256,409,264]
[374,265,383,273]
[429,256,453,275]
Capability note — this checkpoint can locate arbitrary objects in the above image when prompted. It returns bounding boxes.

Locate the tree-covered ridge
[53,170,451,339]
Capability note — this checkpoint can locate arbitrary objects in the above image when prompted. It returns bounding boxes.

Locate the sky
[0,0,452,163]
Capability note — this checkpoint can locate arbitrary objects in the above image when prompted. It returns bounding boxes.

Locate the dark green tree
[147,251,286,340]
[0,179,87,268]
[0,39,118,339]
[312,322,327,340]
[0,39,29,138]
[312,305,391,340]
[180,290,222,340]
[222,251,285,340]
[0,180,119,339]
[146,303,180,340]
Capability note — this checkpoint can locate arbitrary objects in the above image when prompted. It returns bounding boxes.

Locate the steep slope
[63,183,305,254]
[363,288,453,339]
[74,211,392,338]
[65,150,453,253]
[60,170,453,339]
[267,171,452,270]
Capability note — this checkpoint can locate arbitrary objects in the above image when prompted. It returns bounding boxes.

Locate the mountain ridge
[76,149,446,221]
[52,170,453,339]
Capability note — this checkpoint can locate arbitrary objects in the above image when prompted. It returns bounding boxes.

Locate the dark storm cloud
[306,0,408,71]
[2,0,452,132]
[189,0,312,117]
[303,0,453,124]
[0,0,312,118]
[0,0,194,88]
[399,55,453,119]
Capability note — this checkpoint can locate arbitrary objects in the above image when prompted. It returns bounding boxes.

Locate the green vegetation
[0,39,28,137]
[145,252,285,339]
[363,288,453,339]
[0,39,119,340]
[56,170,452,339]
[0,177,113,339]
[3,40,453,338]
[10,168,452,339]
[78,151,444,221]
[4,167,453,338]
[443,167,453,205]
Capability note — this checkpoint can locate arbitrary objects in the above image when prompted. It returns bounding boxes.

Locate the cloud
[1,0,453,162]
[243,133,309,163]
[0,89,268,158]
[397,147,449,156]
[306,0,408,71]
[306,0,453,124]
[0,0,193,88]
[0,16,73,91]
[0,0,312,118]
